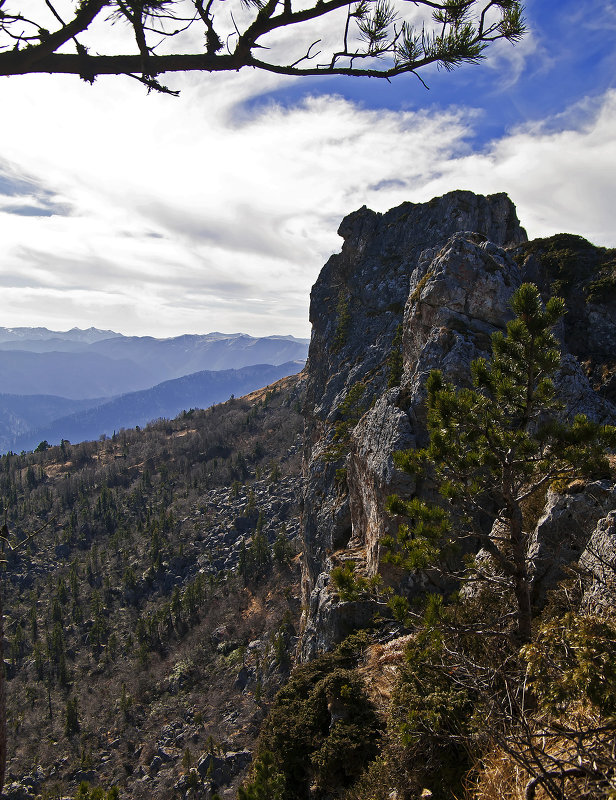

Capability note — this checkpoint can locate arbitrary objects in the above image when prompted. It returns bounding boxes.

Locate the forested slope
[1,374,304,800]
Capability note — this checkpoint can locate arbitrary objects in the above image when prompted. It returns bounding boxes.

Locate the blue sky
[246,0,616,144]
[0,0,615,338]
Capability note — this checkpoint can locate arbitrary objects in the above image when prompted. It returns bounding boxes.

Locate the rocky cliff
[300,190,616,659]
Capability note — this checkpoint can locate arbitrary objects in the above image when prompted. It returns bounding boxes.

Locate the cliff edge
[300,190,616,659]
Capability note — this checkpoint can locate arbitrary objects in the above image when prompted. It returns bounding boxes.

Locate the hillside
[1,374,305,800]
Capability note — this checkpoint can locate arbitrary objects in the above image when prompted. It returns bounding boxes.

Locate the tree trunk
[509,504,532,642]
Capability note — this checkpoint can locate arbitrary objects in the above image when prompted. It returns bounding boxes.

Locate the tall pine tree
[386,283,616,641]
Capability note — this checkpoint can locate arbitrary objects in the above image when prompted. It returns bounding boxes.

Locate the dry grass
[469,704,616,800]
[470,748,529,800]
[242,372,303,403]
[170,428,198,438]
[357,635,415,712]
[43,461,74,478]
[242,593,266,619]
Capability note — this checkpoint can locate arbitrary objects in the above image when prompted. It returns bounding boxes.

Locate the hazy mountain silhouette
[0,328,309,398]
[0,393,106,451]
[9,361,304,452]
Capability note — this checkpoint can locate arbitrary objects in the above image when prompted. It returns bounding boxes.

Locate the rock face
[300,191,529,658]
[581,511,616,612]
[300,190,616,659]
[528,481,616,603]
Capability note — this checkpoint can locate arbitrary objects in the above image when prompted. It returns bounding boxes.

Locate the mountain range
[7,361,303,453]
[0,327,308,452]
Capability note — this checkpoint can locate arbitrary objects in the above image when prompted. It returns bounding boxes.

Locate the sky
[0,0,615,339]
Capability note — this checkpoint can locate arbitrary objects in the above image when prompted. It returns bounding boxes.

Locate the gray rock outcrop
[528,481,616,602]
[300,190,616,658]
[581,511,616,612]
[300,191,529,658]
[196,750,252,784]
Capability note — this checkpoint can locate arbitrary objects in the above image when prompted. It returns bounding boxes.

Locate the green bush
[387,324,404,388]
[252,636,381,799]
[322,382,367,463]
[333,292,352,353]
[522,612,616,714]
[330,561,383,601]
[238,751,285,800]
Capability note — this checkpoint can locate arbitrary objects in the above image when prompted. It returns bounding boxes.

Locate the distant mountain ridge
[0,393,106,451]
[87,332,309,380]
[0,327,309,451]
[0,328,309,397]
[0,349,157,398]
[0,325,121,344]
[0,326,306,348]
[8,361,304,453]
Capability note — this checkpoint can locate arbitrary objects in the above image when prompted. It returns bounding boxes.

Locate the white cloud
[566,0,616,32]
[0,68,615,339]
[482,26,546,90]
[417,89,616,247]
[0,73,473,336]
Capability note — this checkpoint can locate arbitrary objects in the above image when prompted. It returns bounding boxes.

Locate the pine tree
[386,283,616,641]
[65,696,80,737]
[238,538,249,584]
[238,751,285,800]
[273,524,293,567]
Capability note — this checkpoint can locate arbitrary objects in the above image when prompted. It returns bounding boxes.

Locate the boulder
[197,750,252,785]
[528,481,616,602]
[580,511,616,612]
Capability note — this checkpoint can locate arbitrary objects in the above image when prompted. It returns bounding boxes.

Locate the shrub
[253,636,380,799]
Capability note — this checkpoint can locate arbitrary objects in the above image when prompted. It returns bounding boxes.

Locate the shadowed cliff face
[300,191,616,660]
[300,190,529,659]
[512,234,616,402]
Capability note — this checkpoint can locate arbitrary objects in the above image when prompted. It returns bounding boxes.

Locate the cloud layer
[0,65,615,337]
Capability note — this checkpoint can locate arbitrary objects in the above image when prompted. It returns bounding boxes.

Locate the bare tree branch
[0,0,526,89]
